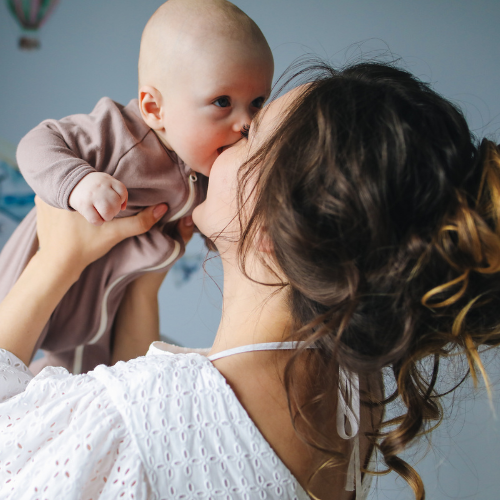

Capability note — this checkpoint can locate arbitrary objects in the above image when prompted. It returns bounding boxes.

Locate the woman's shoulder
[92,344,218,396]
[91,346,311,499]
[92,347,243,429]
[91,348,239,439]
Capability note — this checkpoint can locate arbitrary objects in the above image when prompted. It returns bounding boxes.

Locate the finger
[95,202,120,222]
[94,198,122,222]
[111,180,128,210]
[108,204,168,241]
[82,205,105,226]
[177,216,194,244]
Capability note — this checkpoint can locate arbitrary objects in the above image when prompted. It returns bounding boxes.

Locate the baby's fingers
[80,205,105,226]
[111,179,128,211]
[94,189,125,222]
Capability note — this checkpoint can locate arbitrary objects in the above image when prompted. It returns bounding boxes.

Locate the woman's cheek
[195,145,243,235]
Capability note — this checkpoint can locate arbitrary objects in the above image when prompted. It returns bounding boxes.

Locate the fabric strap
[207,341,312,361]
[208,341,362,496]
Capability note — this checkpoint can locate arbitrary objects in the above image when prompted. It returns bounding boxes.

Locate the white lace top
[0,344,311,500]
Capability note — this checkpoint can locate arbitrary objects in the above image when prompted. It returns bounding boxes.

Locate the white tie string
[337,367,361,498]
[204,341,363,497]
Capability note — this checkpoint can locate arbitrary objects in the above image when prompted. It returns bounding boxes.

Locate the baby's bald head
[137,0,274,176]
[138,0,273,90]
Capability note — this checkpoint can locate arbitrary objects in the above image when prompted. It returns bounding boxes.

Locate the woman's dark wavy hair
[235,60,500,499]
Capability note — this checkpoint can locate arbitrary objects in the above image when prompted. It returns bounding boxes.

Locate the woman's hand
[0,198,168,365]
[35,196,168,278]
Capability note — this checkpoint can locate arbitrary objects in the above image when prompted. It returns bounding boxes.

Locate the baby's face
[157,44,274,177]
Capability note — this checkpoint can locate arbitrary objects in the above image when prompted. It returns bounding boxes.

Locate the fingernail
[153,204,168,218]
[184,215,193,226]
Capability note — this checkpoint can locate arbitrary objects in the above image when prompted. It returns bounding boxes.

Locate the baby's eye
[251,97,265,109]
[213,96,231,108]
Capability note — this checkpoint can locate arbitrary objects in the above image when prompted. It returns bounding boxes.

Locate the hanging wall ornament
[6,0,60,50]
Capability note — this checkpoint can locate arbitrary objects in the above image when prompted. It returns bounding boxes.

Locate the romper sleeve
[16,97,138,210]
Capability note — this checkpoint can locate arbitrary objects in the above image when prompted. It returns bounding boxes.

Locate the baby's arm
[111,270,167,364]
[16,97,132,215]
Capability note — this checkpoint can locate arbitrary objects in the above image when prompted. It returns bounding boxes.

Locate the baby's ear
[138,86,164,130]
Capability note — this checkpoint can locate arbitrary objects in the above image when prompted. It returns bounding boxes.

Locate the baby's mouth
[217,146,226,156]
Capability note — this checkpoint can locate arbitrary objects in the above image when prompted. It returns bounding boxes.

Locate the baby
[0,0,274,374]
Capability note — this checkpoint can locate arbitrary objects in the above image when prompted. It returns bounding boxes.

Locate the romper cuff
[57,164,97,210]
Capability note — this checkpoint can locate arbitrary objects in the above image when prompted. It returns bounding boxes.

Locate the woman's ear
[138,86,164,131]
[257,228,274,254]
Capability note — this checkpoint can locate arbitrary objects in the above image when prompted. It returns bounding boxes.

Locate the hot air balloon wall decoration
[6,0,60,50]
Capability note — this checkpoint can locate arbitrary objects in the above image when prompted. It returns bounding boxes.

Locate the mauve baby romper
[0,97,207,374]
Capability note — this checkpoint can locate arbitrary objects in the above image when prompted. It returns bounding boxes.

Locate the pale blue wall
[1,1,500,498]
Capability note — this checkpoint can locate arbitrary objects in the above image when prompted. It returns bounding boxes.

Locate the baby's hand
[69,172,128,226]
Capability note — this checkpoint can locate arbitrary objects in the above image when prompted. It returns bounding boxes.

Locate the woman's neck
[207,255,349,499]
[208,256,291,357]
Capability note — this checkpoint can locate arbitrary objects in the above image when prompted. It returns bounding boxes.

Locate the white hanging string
[205,341,363,497]
[337,366,361,498]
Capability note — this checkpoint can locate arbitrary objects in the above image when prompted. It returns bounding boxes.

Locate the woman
[1,61,500,500]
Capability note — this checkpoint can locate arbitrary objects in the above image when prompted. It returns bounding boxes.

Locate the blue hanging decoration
[6,0,60,50]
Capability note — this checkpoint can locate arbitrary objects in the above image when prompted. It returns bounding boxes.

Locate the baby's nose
[232,111,252,133]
